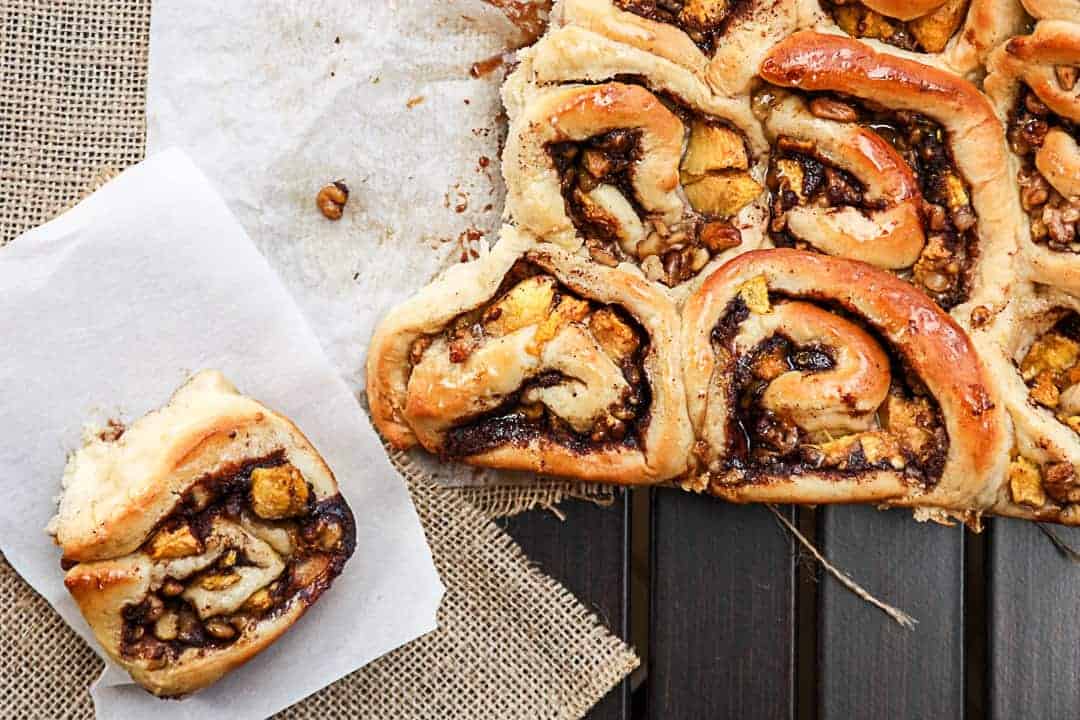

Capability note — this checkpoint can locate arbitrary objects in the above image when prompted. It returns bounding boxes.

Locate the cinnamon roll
[366,228,693,483]
[987,20,1080,294]
[550,0,800,95]
[502,24,769,289]
[755,31,1019,309]
[807,0,1027,74]
[50,371,356,697]
[681,248,1011,521]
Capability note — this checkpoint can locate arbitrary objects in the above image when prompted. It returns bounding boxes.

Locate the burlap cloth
[0,1,637,717]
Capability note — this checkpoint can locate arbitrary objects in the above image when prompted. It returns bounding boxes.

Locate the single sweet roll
[503,23,769,289]
[680,249,1012,522]
[756,31,1020,310]
[50,371,356,697]
[366,227,694,483]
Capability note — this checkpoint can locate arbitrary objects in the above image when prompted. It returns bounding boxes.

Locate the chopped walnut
[250,464,311,520]
[700,222,742,253]
[153,612,179,641]
[316,181,349,221]
[1043,462,1080,503]
[1030,371,1061,408]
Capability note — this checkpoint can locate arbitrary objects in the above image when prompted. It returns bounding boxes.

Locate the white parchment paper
[146,0,541,487]
[0,149,444,719]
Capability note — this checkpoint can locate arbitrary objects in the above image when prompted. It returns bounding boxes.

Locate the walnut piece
[316,181,349,220]
[250,464,311,520]
[153,612,179,641]
[679,0,729,28]
[147,525,202,560]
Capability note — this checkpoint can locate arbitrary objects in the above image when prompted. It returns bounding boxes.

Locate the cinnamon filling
[548,93,760,286]
[1008,85,1080,253]
[117,453,355,669]
[612,0,746,54]
[822,0,969,54]
[759,90,978,309]
[408,262,652,456]
[708,294,949,485]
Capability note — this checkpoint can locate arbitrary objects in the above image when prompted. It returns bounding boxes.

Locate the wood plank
[500,492,631,720]
[818,505,964,719]
[989,518,1080,719]
[649,491,796,720]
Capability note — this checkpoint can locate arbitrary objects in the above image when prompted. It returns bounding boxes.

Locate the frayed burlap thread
[1,1,638,717]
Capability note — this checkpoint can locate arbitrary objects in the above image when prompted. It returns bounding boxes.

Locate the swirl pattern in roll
[49,371,356,696]
[681,248,1011,521]
[502,21,771,289]
[756,31,1019,310]
[367,228,693,483]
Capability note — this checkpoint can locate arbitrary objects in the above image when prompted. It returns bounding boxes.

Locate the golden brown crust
[681,249,1010,510]
[366,227,693,483]
[760,31,1021,305]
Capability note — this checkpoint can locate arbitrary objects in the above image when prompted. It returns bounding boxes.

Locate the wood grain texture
[989,519,1080,720]
[500,493,631,720]
[818,506,964,719]
[649,491,796,720]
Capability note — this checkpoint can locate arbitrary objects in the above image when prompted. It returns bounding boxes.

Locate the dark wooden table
[500,488,1080,719]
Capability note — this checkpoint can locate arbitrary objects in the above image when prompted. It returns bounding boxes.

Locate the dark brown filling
[116,454,355,670]
[822,0,969,54]
[1008,85,1080,252]
[612,0,747,54]
[547,84,757,286]
[410,261,653,458]
[709,296,949,485]
[763,91,978,310]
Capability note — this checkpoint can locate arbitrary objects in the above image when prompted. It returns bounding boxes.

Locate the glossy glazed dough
[51,371,353,696]
[681,249,1010,516]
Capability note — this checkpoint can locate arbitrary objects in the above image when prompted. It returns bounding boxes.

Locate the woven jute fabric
[0,1,637,717]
